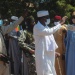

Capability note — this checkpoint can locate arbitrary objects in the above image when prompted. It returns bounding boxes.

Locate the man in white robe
[33,10,66,75]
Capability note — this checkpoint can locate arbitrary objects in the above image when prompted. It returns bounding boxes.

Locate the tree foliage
[0,0,75,19]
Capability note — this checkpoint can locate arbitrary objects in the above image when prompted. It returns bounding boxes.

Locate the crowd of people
[0,9,75,75]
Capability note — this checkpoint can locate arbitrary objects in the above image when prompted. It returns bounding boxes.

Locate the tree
[0,0,75,20]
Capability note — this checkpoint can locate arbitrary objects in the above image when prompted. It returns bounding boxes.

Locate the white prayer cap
[37,10,49,17]
[11,16,18,21]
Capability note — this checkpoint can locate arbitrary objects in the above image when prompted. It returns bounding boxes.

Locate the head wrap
[11,16,18,21]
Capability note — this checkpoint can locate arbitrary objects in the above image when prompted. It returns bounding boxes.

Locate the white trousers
[35,50,56,75]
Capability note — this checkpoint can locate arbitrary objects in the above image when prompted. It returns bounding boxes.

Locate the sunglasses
[42,15,50,19]
[72,15,75,19]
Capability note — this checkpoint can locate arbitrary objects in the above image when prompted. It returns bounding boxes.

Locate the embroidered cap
[54,15,61,20]
[37,10,49,17]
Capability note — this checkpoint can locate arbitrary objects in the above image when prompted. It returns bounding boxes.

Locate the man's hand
[0,54,5,58]
[22,9,29,18]
[60,16,68,25]
[29,49,35,54]
[55,52,60,58]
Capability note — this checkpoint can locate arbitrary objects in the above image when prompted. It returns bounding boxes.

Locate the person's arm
[1,16,24,35]
[34,16,67,36]
[18,30,34,53]
[1,9,29,35]
[34,24,61,36]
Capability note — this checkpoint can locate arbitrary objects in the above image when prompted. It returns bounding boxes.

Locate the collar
[38,21,47,27]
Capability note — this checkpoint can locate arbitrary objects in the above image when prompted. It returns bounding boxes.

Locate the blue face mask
[0,20,3,26]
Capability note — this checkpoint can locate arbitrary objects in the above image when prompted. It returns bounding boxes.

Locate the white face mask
[45,19,50,25]
[54,21,60,26]
[0,20,3,26]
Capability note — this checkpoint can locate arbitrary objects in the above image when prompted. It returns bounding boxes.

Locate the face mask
[54,21,60,26]
[45,19,50,25]
[0,20,3,26]
[10,22,12,24]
